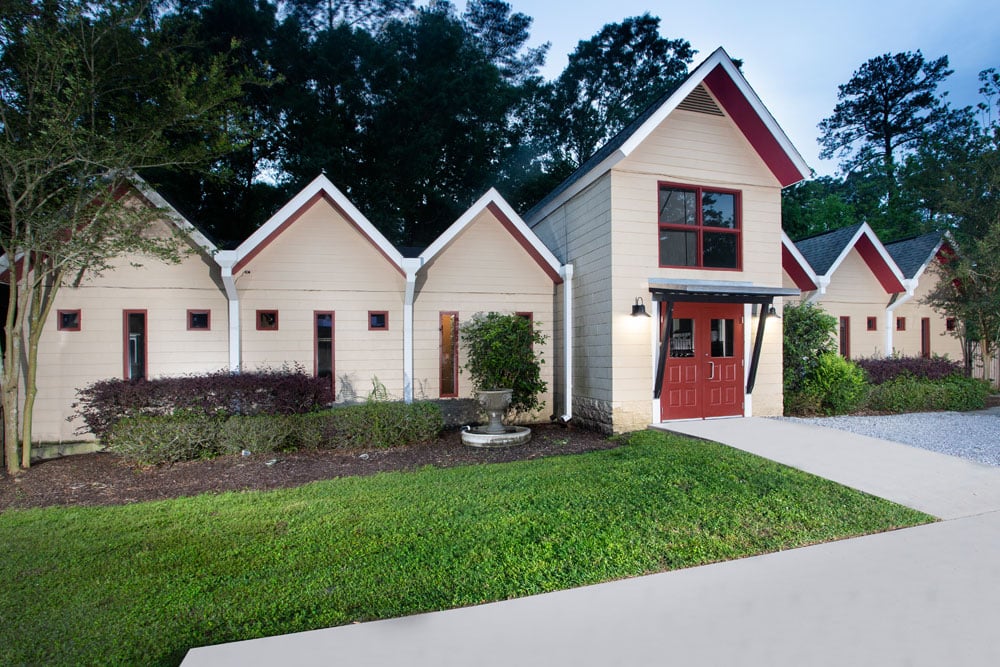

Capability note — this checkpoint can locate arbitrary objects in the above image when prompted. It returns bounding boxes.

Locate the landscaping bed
[0,423,616,510]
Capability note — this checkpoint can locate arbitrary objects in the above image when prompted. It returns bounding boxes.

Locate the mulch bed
[0,424,620,511]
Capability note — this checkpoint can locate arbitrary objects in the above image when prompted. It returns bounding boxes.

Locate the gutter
[884,281,916,357]
[805,277,830,304]
[557,263,574,422]
[215,250,241,373]
[402,258,422,403]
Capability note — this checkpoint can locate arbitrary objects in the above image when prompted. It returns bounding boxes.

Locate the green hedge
[866,374,991,413]
[107,401,444,465]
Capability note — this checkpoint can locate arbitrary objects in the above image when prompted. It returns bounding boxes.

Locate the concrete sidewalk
[660,417,1000,520]
[182,418,1000,666]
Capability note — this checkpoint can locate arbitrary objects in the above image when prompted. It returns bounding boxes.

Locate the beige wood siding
[238,197,406,401]
[812,249,893,359]
[413,209,555,419]
[892,262,964,360]
[530,174,613,429]
[609,107,786,428]
[32,223,229,441]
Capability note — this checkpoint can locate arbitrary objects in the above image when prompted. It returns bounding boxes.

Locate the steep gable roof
[793,223,906,293]
[526,47,811,225]
[884,231,946,279]
[231,174,405,275]
[781,231,819,291]
[421,189,563,283]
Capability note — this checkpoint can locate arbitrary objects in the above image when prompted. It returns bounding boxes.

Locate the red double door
[659,302,744,420]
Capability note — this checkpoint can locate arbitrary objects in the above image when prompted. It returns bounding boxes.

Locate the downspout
[805,277,829,304]
[885,282,916,357]
[215,251,241,373]
[558,263,574,422]
[402,258,421,404]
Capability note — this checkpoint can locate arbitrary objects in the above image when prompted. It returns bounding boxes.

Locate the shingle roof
[884,231,944,279]
[793,224,864,276]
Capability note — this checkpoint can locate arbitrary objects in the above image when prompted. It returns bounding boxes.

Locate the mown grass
[0,431,932,666]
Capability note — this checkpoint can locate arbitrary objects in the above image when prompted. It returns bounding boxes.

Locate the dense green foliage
[460,312,548,415]
[865,374,991,413]
[107,401,443,464]
[0,431,931,665]
[800,352,869,415]
[0,0,254,473]
[782,302,838,392]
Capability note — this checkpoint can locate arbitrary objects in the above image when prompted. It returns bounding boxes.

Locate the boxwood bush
[800,352,869,415]
[107,401,444,465]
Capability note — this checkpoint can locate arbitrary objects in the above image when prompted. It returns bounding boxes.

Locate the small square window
[57,310,81,331]
[867,317,877,331]
[946,317,957,332]
[896,317,906,331]
[368,311,388,330]
[187,310,210,330]
[256,310,279,331]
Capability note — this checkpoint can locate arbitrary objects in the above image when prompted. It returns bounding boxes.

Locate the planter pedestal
[461,389,532,447]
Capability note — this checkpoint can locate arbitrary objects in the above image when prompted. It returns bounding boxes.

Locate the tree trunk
[20,268,60,468]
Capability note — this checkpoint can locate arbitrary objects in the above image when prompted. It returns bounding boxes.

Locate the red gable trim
[854,234,905,293]
[782,245,817,291]
[234,192,405,276]
[703,66,804,188]
[487,202,563,284]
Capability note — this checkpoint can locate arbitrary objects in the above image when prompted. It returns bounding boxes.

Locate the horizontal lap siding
[814,250,894,359]
[414,210,555,417]
[531,175,614,421]
[33,223,229,441]
[611,108,786,426]
[238,198,405,401]
[890,264,963,360]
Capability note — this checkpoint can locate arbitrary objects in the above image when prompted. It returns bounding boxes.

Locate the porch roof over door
[648,279,800,400]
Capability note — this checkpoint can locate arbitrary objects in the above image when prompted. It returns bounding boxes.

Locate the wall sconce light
[768,304,780,319]
[631,297,651,317]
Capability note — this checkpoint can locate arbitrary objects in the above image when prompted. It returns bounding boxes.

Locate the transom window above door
[658,184,741,270]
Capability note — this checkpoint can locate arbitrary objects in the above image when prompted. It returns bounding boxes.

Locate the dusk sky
[431,0,999,177]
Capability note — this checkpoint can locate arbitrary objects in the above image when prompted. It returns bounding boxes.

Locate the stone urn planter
[461,389,532,448]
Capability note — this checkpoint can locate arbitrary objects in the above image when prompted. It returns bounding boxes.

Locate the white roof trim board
[129,172,218,255]
[419,188,563,280]
[528,47,811,225]
[232,173,405,272]
[781,230,820,287]
[824,222,906,286]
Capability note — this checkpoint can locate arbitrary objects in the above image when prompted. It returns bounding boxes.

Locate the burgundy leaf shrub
[855,356,962,385]
[73,365,333,439]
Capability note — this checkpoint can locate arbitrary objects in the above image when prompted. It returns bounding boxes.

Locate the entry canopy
[649,279,800,304]
[648,279,800,400]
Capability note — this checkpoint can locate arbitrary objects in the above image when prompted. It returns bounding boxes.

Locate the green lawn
[0,430,932,666]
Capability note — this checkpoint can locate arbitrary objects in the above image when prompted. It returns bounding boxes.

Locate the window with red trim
[896,317,906,331]
[57,310,81,331]
[867,316,877,331]
[946,317,957,332]
[658,184,740,269]
[368,311,388,330]
[256,310,278,331]
[187,310,210,330]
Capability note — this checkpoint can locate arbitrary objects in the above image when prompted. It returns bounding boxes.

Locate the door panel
[660,303,744,420]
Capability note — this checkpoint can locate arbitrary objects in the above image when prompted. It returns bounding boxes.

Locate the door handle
[708,361,715,379]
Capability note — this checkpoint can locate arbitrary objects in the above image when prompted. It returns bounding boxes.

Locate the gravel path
[780,408,1000,467]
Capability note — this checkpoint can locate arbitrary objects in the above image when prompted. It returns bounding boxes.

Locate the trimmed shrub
[801,352,868,415]
[460,312,547,415]
[783,303,837,392]
[866,374,991,413]
[106,413,224,465]
[74,366,333,439]
[108,401,444,464]
[855,355,962,385]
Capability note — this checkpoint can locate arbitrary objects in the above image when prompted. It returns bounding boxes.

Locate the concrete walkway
[182,418,1000,667]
